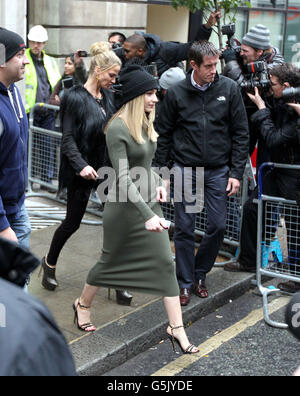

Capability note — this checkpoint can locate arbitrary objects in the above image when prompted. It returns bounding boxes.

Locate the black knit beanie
[0,28,26,64]
[117,64,159,108]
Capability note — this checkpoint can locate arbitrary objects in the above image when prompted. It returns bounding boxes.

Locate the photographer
[223,24,284,85]
[108,32,126,48]
[118,11,221,77]
[224,63,300,294]
[223,24,285,170]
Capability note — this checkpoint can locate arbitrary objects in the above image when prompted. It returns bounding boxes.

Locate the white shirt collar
[191,71,211,91]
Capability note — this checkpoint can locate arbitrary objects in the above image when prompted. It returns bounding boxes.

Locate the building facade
[1,0,299,70]
[0,0,27,96]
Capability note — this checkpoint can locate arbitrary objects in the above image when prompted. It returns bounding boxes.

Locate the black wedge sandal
[167,325,199,354]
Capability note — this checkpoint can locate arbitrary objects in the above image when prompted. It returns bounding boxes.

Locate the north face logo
[217,96,226,101]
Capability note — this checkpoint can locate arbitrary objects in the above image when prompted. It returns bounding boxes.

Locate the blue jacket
[0,82,28,232]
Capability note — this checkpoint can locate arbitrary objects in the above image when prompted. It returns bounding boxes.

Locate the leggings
[47,186,91,266]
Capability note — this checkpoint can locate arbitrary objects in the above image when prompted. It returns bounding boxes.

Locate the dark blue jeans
[174,164,229,288]
[7,203,31,250]
[7,203,32,291]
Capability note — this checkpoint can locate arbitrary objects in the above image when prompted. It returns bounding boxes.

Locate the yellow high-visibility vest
[25,48,61,113]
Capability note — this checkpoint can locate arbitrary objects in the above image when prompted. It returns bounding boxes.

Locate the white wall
[0,0,27,97]
[147,5,189,43]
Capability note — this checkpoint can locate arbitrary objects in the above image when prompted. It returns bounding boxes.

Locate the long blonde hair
[106,94,158,144]
[89,41,121,75]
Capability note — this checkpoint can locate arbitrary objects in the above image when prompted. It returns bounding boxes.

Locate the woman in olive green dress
[73,65,199,354]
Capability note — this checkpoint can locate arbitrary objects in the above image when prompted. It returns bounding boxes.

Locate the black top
[58,85,116,194]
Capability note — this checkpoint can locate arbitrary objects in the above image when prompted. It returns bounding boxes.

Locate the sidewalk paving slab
[28,207,255,376]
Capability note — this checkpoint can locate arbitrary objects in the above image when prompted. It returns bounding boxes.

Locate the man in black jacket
[154,41,249,306]
[120,11,220,77]
[224,63,300,294]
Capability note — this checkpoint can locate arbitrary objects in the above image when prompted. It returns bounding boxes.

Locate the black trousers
[174,164,229,288]
[47,185,91,266]
[239,170,300,272]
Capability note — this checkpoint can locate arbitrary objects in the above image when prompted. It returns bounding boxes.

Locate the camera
[62,77,74,90]
[282,87,300,103]
[144,62,158,78]
[240,61,271,93]
[77,50,88,58]
[112,44,125,57]
[112,42,123,51]
[221,23,241,52]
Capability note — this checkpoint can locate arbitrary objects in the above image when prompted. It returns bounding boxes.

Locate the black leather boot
[108,289,133,306]
[116,290,133,306]
[39,256,58,291]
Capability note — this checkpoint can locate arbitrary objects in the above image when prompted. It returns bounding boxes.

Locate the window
[248,10,285,52]
[249,0,287,7]
[285,1,300,65]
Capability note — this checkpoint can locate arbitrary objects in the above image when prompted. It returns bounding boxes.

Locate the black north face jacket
[154,71,249,181]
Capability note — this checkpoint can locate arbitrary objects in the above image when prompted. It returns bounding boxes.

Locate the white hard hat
[27,25,48,42]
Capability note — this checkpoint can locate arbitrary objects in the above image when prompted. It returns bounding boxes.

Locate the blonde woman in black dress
[73,65,199,355]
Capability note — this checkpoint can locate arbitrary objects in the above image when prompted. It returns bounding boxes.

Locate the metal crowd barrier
[161,158,256,266]
[256,163,300,329]
[26,103,103,225]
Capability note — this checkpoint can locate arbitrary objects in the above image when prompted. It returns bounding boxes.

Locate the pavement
[27,196,256,376]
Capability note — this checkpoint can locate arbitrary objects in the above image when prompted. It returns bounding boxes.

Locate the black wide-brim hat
[117,64,159,108]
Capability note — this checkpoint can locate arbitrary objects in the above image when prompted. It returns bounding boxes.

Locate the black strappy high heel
[167,325,199,354]
[72,299,96,333]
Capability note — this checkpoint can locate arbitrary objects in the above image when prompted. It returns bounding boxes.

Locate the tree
[171,0,251,53]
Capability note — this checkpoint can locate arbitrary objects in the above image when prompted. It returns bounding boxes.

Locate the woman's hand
[287,102,300,116]
[79,166,98,180]
[145,215,166,232]
[156,186,168,203]
[247,87,266,110]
